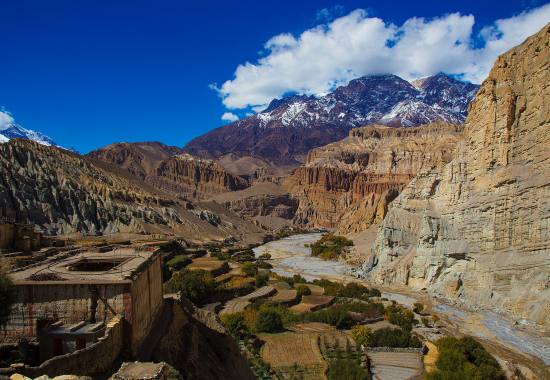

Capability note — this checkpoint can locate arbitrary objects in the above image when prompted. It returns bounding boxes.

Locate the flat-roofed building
[4,246,163,356]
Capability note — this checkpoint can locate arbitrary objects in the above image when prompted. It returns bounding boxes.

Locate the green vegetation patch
[426,336,505,380]
[311,234,354,260]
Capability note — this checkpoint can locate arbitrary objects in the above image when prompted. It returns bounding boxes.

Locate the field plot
[220,299,251,315]
[259,332,328,380]
[368,351,423,380]
[269,289,298,305]
[240,285,276,301]
[187,257,229,276]
[290,295,335,313]
[270,281,292,291]
[290,323,355,350]
[298,284,325,295]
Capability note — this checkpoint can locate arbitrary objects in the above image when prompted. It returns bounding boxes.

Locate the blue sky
[1,0,549,152]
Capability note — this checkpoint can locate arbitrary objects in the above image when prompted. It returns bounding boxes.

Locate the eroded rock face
[0,139,263,241]
[367,23,550,326]
[287,122,463,233]
[89,143,248,199]
[152,154,249,198]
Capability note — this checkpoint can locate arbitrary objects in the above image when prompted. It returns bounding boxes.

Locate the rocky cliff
[366,23,550,327]
[0,139,263,242]
[89,143,249,199]
[287,122,463,233]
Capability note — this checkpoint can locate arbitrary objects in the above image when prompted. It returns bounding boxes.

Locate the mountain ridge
[184,73,478,168]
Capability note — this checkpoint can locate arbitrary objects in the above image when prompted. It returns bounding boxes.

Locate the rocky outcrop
[0,139,263,242]
[209,182,298,230]
[287,122,463,233]
[89,143,248,199]
[367,23,550,327]
[152,154,249,198]
[88,141,184,180]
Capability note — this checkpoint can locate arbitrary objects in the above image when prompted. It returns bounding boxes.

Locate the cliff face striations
[367,23,550,326]
[89,143,249,199]
[0,139,262,241]
[287,122,463,233]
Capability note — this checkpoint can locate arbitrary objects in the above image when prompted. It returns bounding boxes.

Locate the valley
[0,14,548,380]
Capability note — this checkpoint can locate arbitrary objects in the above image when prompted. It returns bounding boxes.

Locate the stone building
[4,246,164,357]
[0,206,42,253]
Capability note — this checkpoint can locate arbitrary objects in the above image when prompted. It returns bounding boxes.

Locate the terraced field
[368,351,423,380]
[259,332,327,380]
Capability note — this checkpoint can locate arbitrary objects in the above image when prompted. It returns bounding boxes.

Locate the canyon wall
[89,143,248,199]
[152,154,248,198]
[287,122,463,233]
[367,23,550,326]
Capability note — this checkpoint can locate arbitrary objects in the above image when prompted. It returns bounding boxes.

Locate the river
[254,233,550,368]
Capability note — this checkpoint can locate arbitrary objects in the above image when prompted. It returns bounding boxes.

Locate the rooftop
[8,247,158,285]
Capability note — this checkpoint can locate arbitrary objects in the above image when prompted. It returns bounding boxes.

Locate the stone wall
[5,282,129,340]
[128,252,164,355]
[21,315,124,378]
[0,223,15,249]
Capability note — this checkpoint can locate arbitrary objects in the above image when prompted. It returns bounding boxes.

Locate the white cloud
[0,110,15,131]
[221,112,239,122]
[216,4,550,110]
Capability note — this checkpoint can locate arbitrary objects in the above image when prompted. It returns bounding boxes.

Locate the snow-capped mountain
[0,111,58,147]
[185,73,478,165]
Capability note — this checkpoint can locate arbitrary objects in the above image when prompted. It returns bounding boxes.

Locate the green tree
[350,325,372,348]
[413,302,425,314]
[255,309,284,333]
[241,262,258,276]
[255,273,269,288]
[296,284,312,298]
[0,273,16,329]
[220,312,248,340]
[165,269,217,305]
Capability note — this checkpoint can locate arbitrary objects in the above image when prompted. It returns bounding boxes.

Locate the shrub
[368,327,422,348]
[338,282,369,298]
[255,273,269,288]
[385,304,416,331]
[312,278,343,296]
[241,262,258,276]
[165,269,217,305]
[166,255,190,270]
[368,288,381,297]
[296,284,312,297]
[350,325,372,348]
[0,273,16,329]
[221,312,249,340]
[310,234,354,260]
[426,336,505,380]
[302,308,355,330]
[328,354,370,380]
[413,302,425,314]
[255,309,284,333]
[258,253,271,260]
[421,317,431,327]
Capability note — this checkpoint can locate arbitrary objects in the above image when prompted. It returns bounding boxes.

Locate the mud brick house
[5,246,163,357]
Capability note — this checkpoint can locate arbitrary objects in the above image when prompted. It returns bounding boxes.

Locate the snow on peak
[0,110,60,147]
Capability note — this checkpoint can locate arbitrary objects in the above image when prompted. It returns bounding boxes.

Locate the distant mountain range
[0,122,57,147]
[184,73,479,167]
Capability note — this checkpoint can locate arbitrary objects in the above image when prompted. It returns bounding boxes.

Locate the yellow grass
[187,257,228,274]
[424,341,439,373]
[259,332,328,380]
[289,295,335,313]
